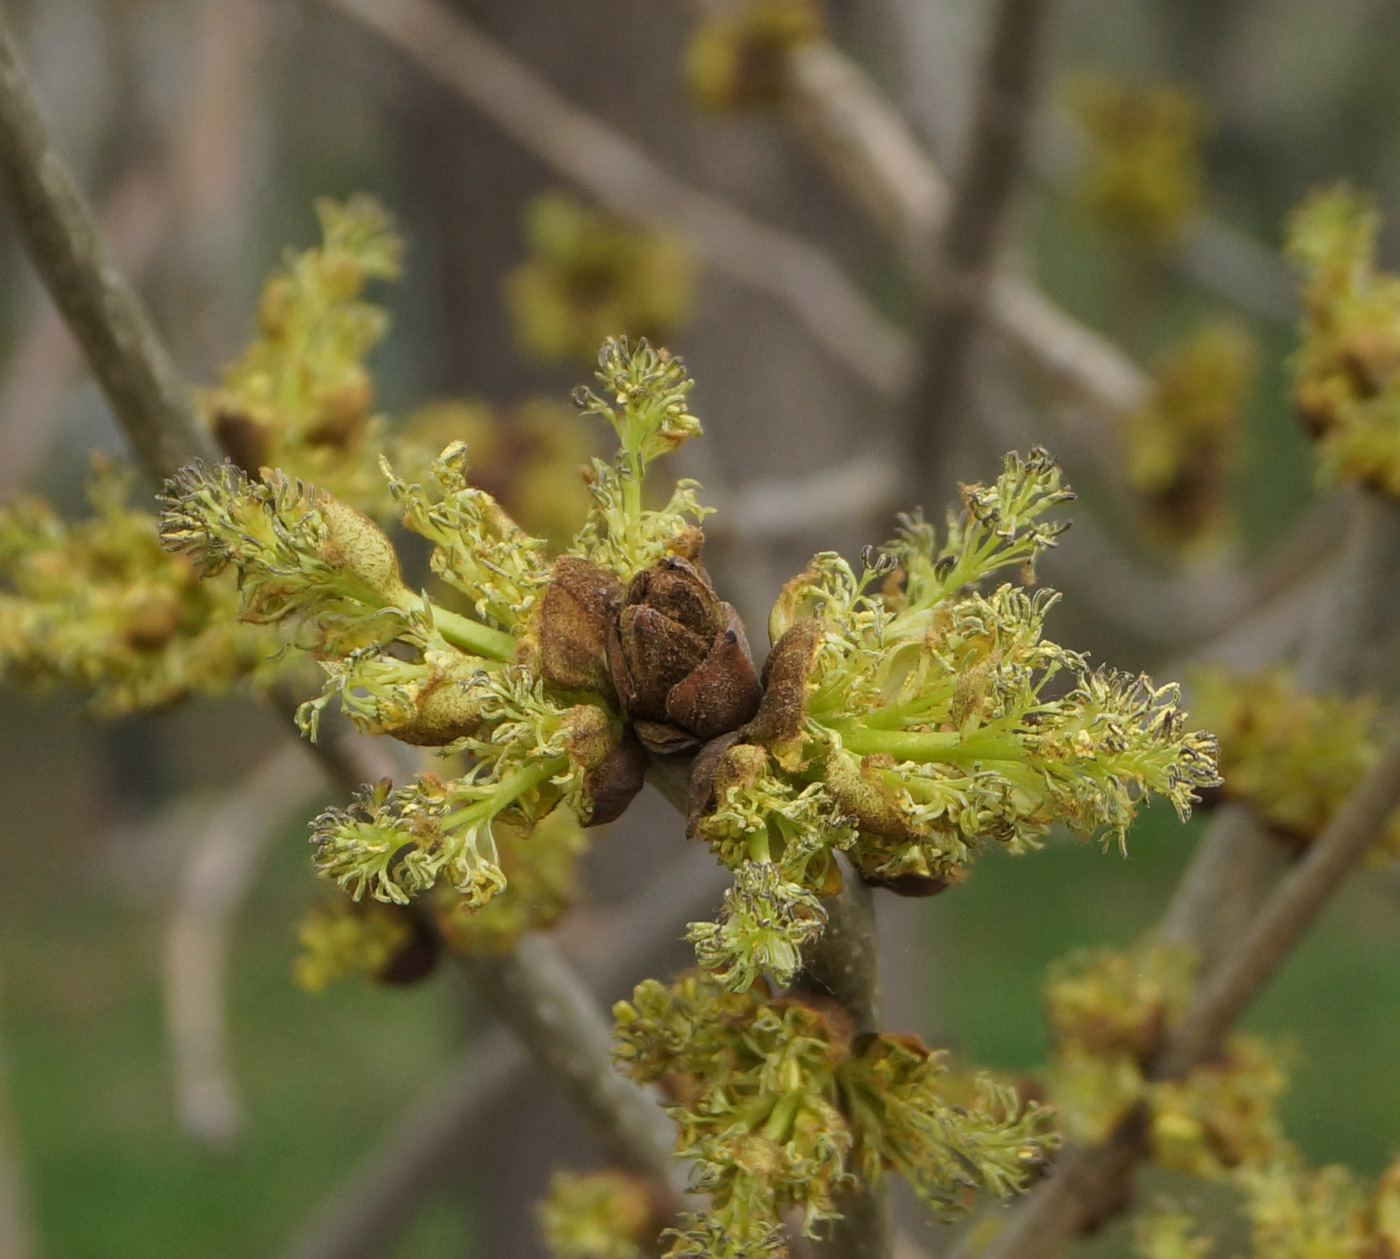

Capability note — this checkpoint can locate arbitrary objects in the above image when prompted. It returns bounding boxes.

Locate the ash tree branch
[1155,726,1400,1076]
[908,0,1053,492]
[971,725,1400,1259]
[314,0,910,399]
[281,846,730,1259]
[965,493,1400,1259]
[0,15,215,481]
[166,746,319,1149]
[806,862,890,1259]
[0,2,683,1199]
[780,34,1150,442]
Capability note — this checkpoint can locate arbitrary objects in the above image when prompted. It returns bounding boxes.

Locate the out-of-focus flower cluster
[1125,320,1255,550]
[1287,184,1400,495]
[1064,76,1207,248]
[202,196,416,515]
[1133,1158,1400,1259]
[613,971,1056,1258]
[1044,939,1290,1176]
[684,0,823,111]
[0,460,288,713]
[506,191,695,365]
[0,196,578,718]
[537,1169,664,1259]
[685,449,1219,992]
[1190,667,1400,859]
[1047,940,1400,1259]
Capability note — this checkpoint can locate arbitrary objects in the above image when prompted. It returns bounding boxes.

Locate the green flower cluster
[1125,319,1255,550]
[1136,1157,1400,1259]
[1287,184,1400,495]
[1064,75,1207,248]
[0,196,465,718]
[159,338,709,914]
[1191,666,1400,858]
[506,191,696,365]
[202,195,416,513]
[1132,1203,1215,1259]
[614,971,1056,1258]
[684,0,823,112]
[537,1169,662,1259]
[0,460,286,713]
[686,450,1219,990]
[1044,940,1289,1173]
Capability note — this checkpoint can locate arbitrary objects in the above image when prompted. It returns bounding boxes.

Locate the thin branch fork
[970,726,1400,1259]
[166,745,320,1149]
[909,0,1052,492]
[0,19,216,481]
[281,843,731,1259]
[315,0,910,399]
[0,1,681,1201]
[780,35,1150,432]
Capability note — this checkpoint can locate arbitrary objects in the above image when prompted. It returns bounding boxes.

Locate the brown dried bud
[212,408,272,475]
[608,556,762,757]
[744,617,822,768]
[585,723,648,826]
[686,730,746,839]
[533,556,623,695]
[858,870,950,898]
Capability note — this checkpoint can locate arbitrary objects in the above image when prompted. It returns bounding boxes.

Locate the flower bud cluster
[294,896,439,991]
[1150,1155,1400,1259]
[1191,667,1400,858]
[506,191,696,365]
[1132,1203,1214,1259]
[160,338,725,916]
[686,450,1219,990]
[537,1169,664,1259]
[684,0,823,112]
[202,195,416,514]
[613,971,1057,1256]
[1044,940,1289,1175]
[1064,75,1207,247]
[1287,184,1400,495]
[0,460,288,713]
[1126,320,1254,549]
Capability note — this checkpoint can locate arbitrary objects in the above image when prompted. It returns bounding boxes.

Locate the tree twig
[462,931,682,1188]
[314,0,910,399]
[965,492,1400,1259]
[0,5,698,1202]
[805,859,890,1259]
[0,163,170,495]
[281,845,730,1259]
[781,36,1149,437]
[908,0,1053,492]
[0,15,215,481]
[1155,727,1400,1076]
[165,745,319,1148]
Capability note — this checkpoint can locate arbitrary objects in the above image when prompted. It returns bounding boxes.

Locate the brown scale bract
[608,554,762,757]
[529,555,623,696]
